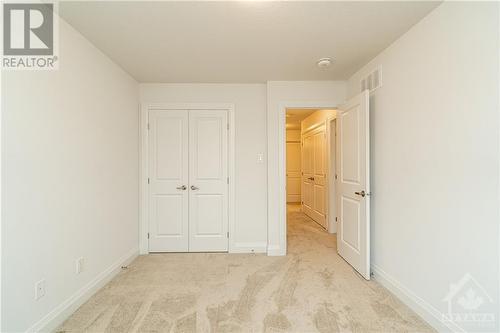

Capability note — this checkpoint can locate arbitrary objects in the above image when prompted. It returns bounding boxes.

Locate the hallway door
[302,126,327,228]
[336,90,370,280]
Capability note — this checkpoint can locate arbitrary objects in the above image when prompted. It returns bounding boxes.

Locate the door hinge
[335,174,338,180]
[227,177,229,184]
[147,123,150,130]
[147,178,150,184]
[227,232,229,238]
[147,233,150,239]
[335,217,338,222]
[227,123,229,130]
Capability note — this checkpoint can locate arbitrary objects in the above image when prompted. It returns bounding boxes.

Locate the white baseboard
[267,244,285,256]
[230,242,267,254]
[27,247,139,333]
[371,264,465,333]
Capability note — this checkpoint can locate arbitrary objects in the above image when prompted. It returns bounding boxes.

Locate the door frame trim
[139,103,236,254]
[273,101,339,256]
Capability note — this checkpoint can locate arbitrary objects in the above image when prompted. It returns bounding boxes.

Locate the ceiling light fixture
[317,57,332,68]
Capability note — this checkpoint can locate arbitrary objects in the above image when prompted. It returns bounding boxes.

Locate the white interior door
[336,90,370,280]
[188,110,229,252]
[286,142,301,203]
[148,110,189,252]
[312,128,327,228]
[302,134,314,215]
[302,126,327,229]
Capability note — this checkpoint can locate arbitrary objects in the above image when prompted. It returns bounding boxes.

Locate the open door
[336,90,370,280]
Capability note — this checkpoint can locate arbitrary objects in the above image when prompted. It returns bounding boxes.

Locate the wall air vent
[360,67,382,93]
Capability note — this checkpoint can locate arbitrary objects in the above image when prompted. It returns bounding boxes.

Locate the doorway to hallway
[286,108,335,231]
[284,90,371,280]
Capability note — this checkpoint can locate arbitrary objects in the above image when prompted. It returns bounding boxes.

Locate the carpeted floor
[57,204,434,332]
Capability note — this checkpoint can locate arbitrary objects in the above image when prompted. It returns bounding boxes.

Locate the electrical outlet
[35,280,45,300]
[76,257,84,274]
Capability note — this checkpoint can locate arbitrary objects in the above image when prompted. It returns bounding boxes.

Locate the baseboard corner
[231,242,267,254]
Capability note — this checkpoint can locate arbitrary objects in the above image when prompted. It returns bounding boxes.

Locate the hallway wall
[286,129,301,203]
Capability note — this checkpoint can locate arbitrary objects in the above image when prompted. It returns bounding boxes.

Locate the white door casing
[148,110,189,252]
[188,110,229,252]
[286,142,301,203]
[336,90,370,280]
[302,126,327,229]
[327,118,337,234]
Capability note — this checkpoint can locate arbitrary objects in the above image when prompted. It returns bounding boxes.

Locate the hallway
[57,205,433,332]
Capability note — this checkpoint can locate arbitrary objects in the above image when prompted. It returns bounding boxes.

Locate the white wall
[140,84,268,253]
[2,19,139,332]
[267,81,346,255]
[347,2,499,331]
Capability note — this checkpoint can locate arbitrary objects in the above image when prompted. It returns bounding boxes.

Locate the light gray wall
[2,19,139,332]
[140,83,268,252]
[347,2,499,331]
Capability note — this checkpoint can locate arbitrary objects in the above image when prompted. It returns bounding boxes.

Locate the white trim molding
[371,264,465,333]
[266,245,283,256]
[231,242,267,254]
[26,248,138,333]
[140,103,236,254]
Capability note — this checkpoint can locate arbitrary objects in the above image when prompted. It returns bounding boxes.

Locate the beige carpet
[57,204,434,332]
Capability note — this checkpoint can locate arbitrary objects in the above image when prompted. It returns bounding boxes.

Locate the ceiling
[286,109,316,130]
[59,1,441,83]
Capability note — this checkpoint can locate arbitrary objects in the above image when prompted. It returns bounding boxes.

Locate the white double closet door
[148,109,228,253]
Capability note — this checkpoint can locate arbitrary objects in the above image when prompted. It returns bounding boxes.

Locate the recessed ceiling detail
[59,1,441,83]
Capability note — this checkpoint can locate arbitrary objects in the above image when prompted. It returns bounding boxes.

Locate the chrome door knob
[190,185,199,190]
[176,185,187,190]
